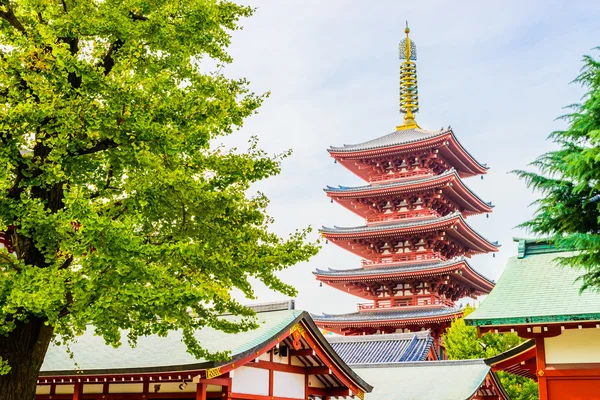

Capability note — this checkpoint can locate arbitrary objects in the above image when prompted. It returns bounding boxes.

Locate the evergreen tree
[0,1,319,398]
[443,306,539,400]
[514,48,600,292]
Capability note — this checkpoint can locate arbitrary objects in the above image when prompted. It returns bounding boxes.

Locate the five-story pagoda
[313,24,498,356]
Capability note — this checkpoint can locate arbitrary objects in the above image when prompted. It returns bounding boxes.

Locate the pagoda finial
[397,22,420,130]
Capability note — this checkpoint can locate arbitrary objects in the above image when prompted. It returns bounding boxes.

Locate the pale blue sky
[220,0,600,315]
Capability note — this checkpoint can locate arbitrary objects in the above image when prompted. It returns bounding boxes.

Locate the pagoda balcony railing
[367,211,438,224]
[369,169,432,184]
[357,296,454,311]
[361,253,440,267]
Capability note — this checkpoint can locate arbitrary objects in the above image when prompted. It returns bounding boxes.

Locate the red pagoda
[313,24,498,356]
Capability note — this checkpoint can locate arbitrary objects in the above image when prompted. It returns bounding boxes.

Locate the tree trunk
[0,318,54,400]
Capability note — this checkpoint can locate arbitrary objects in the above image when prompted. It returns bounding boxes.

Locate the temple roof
[313,306,462,323]
[329,128,446,153]
[328,128,488,179]
[353,360,507,400]
[484,339,537,381]
[315,258,466,276]
[322,212,498,246]
[327,331,434,364]
[314,258,494,293]
[39,308,372,395]
[322,211,457,234]
[466,238,600,328]
[325,169,491,206]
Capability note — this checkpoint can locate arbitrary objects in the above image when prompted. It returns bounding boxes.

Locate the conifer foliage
[0,1,318,398]
[514,48,600,292]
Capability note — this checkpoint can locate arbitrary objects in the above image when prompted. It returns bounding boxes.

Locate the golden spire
[397,22,420,130]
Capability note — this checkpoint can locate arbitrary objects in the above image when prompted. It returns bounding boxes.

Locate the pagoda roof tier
[321,212,499,260]
[328,128,487,180]
[313,307,463,335]
[325,169,493,218]
[314,257,495,297]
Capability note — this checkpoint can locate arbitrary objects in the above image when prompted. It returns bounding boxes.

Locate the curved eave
[324,170,493,215]
[314,259,495,294]
[328,130,487,178]
[313,310,464,327]
[321,213,499,254]
[37,312,373,394]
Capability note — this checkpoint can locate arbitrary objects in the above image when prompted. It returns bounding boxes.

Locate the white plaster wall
[273,371,305,399]
[273,354,289,364]
[109,383,144,393]
[545,328,600,364]
[308,375,325,388]
[55,385,74,394]
[155,382,197,393]
[35,386,51,395]
[207,384,222,392]
[291,356,305,366]
[259,352,270,361]
[231,366,269,395]
[83,384,104,394]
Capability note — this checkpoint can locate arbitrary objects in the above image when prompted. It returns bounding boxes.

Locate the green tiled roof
[41,309,303,375]
[40,308,373,393]
[466,241,600,327]
[353,360,491,400]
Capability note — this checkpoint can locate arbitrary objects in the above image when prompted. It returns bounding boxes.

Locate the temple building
[313,24,498,356]
[35,301,372,400]
[326,333,509,399]
[466,238,600,400]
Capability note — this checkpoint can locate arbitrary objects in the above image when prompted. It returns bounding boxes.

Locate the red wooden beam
[289,348,314,357]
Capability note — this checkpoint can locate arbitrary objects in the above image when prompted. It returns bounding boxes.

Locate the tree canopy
[0,1,318,397]
[442,306,538,400]
[514,48,600,292]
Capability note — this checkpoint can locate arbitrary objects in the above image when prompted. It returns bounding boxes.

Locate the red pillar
[197,382,207,400]
[72,381,82,400]
[535,336,548,400]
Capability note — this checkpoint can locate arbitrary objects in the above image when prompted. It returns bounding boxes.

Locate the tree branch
[129,12,148,21]
[71,139,118,156]
[0,253,19,271]
[98,39,124,76]
[0,1,26,34]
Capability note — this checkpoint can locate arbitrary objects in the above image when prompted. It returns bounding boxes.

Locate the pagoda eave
[329,130,487,180]
[314,309,464,336]
[321,214,499,260]
[325,170,493,218]
[314,261,495,297]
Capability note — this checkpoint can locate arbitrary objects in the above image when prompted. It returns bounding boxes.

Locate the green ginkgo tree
[0,1,319,398]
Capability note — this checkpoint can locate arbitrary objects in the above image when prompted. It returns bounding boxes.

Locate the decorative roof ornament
[397,22,420,131]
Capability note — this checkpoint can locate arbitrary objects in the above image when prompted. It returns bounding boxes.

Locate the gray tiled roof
[353,360,492,400]
[315,258,466,277]
[313,307,462,323]
[321,212,458,234]
[329,128,446,153]
[327,331,433,364]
